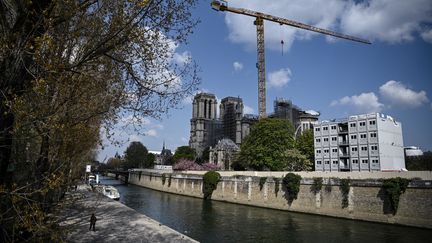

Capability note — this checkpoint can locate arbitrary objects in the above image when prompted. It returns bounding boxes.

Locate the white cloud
[243,105,255,114]
[145,129,158,137]
[181,137,188,143]
[152,124,164,130]
[331,92,384,113]
[421,29,432,43]
[233,61,244,71]
[222,0,432,50]
[182,89,210,105]
[225,0,346,51]
[268,68,292,88]
[340,0,432,43]
[129,134,141,142]
[379,80,429,108]
[173,51,191,65]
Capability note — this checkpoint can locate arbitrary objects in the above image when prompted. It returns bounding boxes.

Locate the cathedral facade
[189,93,257,157]
[189,93,319,165]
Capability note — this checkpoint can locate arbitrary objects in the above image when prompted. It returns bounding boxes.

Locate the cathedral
[189,92,319,169]
[188,93,257,157]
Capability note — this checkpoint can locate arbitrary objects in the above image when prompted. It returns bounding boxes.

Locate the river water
[101,177,431,243]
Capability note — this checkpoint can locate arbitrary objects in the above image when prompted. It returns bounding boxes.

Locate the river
[100,177,431,242]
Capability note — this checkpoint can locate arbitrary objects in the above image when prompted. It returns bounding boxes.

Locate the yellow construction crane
[211,1,371,119]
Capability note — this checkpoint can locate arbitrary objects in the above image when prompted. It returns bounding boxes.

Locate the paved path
[59,185,198,243]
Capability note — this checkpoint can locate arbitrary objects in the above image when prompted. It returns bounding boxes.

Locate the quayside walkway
[59,185,197,243]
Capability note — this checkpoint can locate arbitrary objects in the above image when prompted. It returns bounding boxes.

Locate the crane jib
[210,0,371,119]
[211,1,371,45]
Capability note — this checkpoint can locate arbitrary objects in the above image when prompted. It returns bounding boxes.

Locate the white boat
[102,185,120,200]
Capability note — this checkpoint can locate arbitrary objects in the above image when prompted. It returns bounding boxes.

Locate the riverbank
[127,170,432,229]
[58,184,198,243]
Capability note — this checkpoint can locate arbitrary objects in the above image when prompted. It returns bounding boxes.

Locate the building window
[324,138,329,142]
[331,125,337,130]
[352,159,358,164]
[316,138,321,143]
[315,127,320,132]
[361,146,368,151]
[331,137,337,141]
[360,134,367,139]
[316,150,321,154]
[370,133,377,138]
[350,123,356,128]
[359,121,366,126]
[324,149,329,153]
[317,161,322,165]
[369,120,376,125]
[332,160,338,165]
[332,148,338,153]
[371,145,378,151]
[372,160,379,164]
[323,127,329,131]
[351,135,357,139]
[325,161,330,164]
[362,159,368,164]
[351,147,358,152]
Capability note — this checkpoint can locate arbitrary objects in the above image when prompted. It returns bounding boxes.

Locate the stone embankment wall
[128,170,432,229]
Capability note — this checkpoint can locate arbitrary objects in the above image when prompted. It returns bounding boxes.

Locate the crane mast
[211,1,370,119]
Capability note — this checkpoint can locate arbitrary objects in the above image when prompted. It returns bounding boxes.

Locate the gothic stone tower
[189,93,218,157]
[220,97,243,145]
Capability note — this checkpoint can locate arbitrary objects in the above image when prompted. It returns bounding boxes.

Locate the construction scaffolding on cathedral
[189,93,320,170]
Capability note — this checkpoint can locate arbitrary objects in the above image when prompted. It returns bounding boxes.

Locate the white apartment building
[314,113,405,172]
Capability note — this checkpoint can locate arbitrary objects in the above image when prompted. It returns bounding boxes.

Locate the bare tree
[0,0,199,241]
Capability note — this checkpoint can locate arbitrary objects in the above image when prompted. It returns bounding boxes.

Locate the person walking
[89,213,97,231]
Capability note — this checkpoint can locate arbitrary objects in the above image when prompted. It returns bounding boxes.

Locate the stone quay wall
[128,170,432,229]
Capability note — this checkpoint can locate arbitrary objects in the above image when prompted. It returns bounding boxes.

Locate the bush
[282,173,302,201]
[382,177,410,214]
[173,159,220,171]
[339,178,350,208]
[259,177,267,191]
[173,159,202,170]
[202,171,221,199]
[201,162,221,171]
[311,177,323,194]
[168,174,172,187]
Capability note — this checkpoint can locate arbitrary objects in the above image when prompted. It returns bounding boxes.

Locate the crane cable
[280,23,284,55]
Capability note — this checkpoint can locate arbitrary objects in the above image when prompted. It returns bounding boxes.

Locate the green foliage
[238,118,295,171]
[282,173,302,201]
[106,157,123,170]
[282,149,313,171]
[311,177,323,194]
[259,177,267,191]
[339,179,351,208]
[274,178,280,197]
[198,147,211,164]
[295,129,314,162]
[124,141,150,169]
[405,152,432,171]
[146,153,156,166]
[202,171,221,199]
[162,174,166,186]
[173,146,196,163]
[382,177,410,214]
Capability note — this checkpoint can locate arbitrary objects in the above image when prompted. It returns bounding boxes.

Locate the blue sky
[97,0,432,161]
